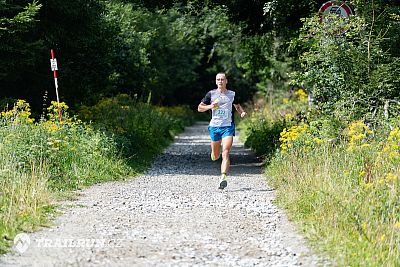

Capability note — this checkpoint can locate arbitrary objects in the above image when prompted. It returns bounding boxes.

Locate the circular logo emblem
[13,233,31,254]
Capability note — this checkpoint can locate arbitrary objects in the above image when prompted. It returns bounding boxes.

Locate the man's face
[216,74,227,88]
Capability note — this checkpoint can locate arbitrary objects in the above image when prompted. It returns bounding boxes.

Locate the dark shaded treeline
[2,0,399,115]
[0,0,324,112]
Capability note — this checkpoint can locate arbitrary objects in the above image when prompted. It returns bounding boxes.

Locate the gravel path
[1,122,326,267]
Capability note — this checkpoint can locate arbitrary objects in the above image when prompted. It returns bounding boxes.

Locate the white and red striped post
[50,49,62,122]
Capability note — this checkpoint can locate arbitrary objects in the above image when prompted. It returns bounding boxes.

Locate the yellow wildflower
[380,234,386,241]
[389,151,400,159]
[361,143,370,149]
[352,133,365,141]
[47,101,69,112]
[346,121,373,150]
[279,123,308,151]
[386,173,397,182]
[1,99,34,124]
[284,113,293,122]
[364,182,374,190]
[294,89,308,103]
[362,222,367,230]
[313,137,323,145]
[388,127,400,141]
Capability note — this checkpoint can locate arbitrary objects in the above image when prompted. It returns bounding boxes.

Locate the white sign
[319,1,353,19]
[50,58,58,71]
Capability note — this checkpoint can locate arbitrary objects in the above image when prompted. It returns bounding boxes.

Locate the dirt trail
[0,122,326,266]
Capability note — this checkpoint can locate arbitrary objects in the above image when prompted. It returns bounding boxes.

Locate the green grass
[238,92,400,266]
[266,142,400,266]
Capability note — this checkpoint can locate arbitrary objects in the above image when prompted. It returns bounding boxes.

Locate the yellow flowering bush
[0,99,129,190]
[279,124,309,151]
[281,88,307,106]
[0,99,34,124]
[278,118,336,153]
[379,127,400,160]
[294,88,308,103]
[345,120,374,151]
[277,88,310,124]
[344,120,373,167]
[42,101,84,134]
[47,101,69,120]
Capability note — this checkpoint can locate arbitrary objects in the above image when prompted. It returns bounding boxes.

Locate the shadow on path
[147,121,263,177]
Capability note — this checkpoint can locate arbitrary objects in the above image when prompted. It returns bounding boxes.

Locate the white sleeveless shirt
[202,89,236,127]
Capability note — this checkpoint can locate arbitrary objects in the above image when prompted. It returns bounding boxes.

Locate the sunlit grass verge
[0,97,195,254]
[0,159,51,254]
[239,89,400,266]
[0,100,131,253]
[266,123,400,266]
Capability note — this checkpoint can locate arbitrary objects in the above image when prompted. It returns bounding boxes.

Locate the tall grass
[240,91,400,266]
[267,137,400,266]
[0,158,50,254]
[0,97,195,253]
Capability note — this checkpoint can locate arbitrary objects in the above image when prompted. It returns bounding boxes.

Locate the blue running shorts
[208,123,235,142]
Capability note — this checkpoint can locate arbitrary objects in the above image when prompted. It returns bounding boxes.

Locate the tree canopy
[1,0,399,121]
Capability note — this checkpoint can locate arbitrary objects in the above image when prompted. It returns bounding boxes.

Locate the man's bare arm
[198,102,217,112]
[233,104,246,117]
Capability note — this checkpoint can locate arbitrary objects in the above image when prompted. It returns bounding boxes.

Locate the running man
[197,72,246,189]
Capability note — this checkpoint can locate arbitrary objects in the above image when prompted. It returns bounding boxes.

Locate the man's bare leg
[219,136,233,189]
[211,140,221,161]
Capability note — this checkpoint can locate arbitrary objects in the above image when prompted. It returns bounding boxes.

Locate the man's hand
[234,104,246,118]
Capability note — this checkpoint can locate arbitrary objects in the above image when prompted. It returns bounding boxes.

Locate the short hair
[216,72,227,78]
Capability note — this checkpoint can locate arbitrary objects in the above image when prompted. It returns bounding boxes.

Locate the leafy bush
[240,113,285,159]
[290,10,400,122]
[78,94,195,162]
[239,88,310,159]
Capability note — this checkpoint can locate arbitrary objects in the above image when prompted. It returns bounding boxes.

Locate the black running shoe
[219,180,227,190]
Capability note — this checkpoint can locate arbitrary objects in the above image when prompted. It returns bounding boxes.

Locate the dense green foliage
[1,0,327,111]
[103,2,253,105]
[78,94,195,163]
[291,0,400,122]
[1,0,271,110]
[1,0,112,108]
